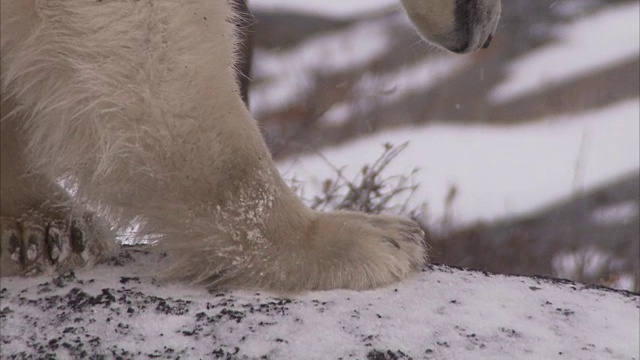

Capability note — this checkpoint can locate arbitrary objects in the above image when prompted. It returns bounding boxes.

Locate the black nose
[482,34,493,49]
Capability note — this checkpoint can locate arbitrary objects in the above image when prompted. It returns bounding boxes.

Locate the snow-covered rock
[1,249,637,359]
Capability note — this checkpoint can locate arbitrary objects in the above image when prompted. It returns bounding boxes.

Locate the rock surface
[1,249,638,359]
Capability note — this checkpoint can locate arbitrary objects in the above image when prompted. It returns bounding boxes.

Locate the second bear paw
[277,211,427,291]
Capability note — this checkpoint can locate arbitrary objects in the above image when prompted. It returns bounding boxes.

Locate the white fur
[0,0,499,291]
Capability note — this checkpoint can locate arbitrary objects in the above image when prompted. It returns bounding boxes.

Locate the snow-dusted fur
[0,0,499,291]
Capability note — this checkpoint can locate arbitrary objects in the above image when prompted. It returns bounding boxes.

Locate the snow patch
[251,18,394,115]
[319,102,355,127]
[490,2,640,104]
[590,200,639,226]
[280,99,640,229]
[250,0,398,19]
[355,55,471,105]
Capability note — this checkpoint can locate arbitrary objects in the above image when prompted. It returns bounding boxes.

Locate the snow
[250,0,398,19]
[354,55,471,105]
[553,247,622,282]
[249,10,471,118]
[590,200,640,226]
[251,17,396,115]
[280,99,640,229]
[490,2,640,103]
[1,250,638,359]
[320,102,356,127]
[550,0,601,18]
[316,55,470,127]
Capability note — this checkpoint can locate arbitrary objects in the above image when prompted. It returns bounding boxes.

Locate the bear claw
[70,219,86,253]
[2,222,22,264]
[0,213,98,276]
[47,220,67,263]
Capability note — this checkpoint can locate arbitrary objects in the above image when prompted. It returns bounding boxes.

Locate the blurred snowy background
[242,0,639,290]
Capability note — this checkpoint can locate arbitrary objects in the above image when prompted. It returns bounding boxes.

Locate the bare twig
[303,142,425,220]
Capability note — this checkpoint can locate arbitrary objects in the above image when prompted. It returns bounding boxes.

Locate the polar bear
[0,0,500,291]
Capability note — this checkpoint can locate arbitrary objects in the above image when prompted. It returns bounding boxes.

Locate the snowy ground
[1,249,638,359]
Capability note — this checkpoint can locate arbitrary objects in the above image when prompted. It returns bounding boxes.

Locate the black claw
[3,212,100,276]
[46,223,63,262]
[70,220,85,253]
[8,231,22,263]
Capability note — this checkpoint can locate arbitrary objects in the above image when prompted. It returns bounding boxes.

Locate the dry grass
[292,144,639,292]
[305,142,421,217]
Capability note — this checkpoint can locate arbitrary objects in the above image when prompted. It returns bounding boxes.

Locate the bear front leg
[162,168,427,291]
[0,0,426,290]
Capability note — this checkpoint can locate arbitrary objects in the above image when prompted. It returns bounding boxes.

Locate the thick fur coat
[0,0,499,291]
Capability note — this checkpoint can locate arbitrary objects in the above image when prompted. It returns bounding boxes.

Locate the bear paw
[241,211,427,292]
[0,211,110,276]
[158,210,426,292]
[304,211,427,290]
